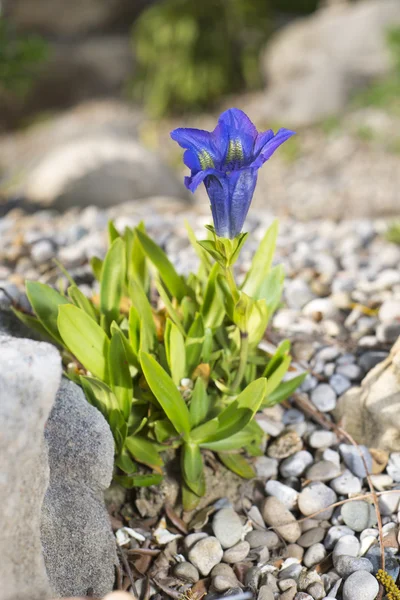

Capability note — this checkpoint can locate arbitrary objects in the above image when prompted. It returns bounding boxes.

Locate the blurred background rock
[0,0,399,217]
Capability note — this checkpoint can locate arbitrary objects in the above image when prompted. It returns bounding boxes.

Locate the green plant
[385,220,400,245]
[130,0,271,116]
[0,17,49,97]
[15,219,303,508]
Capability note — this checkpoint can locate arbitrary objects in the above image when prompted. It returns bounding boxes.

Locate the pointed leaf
[181,443,205,496]
[58,305,110,380]
[109,330,133,420]
[90,256,103,281]
[201,263,225,329]
[114,474,163,488]
[68,285,98,321]
[218,452,255,479]
[130,279,156,352]
[100,237,126,331]
[263,372,306,408]
[125,435,163,473]
[186,314,205,373]
[26,281,70,344]
[241,220,278,296]
[165,320,186,385]
[189,377,210,428]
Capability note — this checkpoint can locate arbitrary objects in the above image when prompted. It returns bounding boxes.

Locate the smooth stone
[294,594,313,600]
[310,384,337,412]
[222,540,250,563]
[262,497,301,543]
[184,532,208,550]
[212,574,239,592]
[303,543,327,568]
[265,480,299,510]
[378,491,400,516]
[174,562,200,583]
[212,508,243,549]
[334,556,373,579]
[333,535,360,562]
[41,378,117,598]
[306,460,341,482]
[267,431,303,459]
[255,456,279,479]
[245,529,280,549]
[378,299,400,323]
[358,351,389,372]
[306,582,325,600]
[322,449,341,467]
[188,536,223,576]
[211,563,236,578]
[280,451,314,478]
[342,571,379,600]
[287,544,304,561]
[303,298,338,320]
[0,336,60,600]
[324,525,355,550]
[280,587,298,600]
[300,374,318,393]
[297,528,326,548]
[283,409,305,425]
[308,431,337,449]
[279,578,298,591]
[257,585,275,600]
[285,279,315,310]
[336,364,362,381]
[330,470,362,495]
[298,482,337,520]
[339,444,373,478]
[341,501,377,532]
[279,563,303,580]
[329,373,352,396]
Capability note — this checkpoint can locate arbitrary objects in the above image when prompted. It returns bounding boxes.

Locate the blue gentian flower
[171,108,295,239]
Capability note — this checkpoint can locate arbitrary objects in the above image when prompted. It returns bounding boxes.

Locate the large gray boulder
[41,377,118,597]
[0,336,61,600]
[335,337,400,451]
[251,0,400,126]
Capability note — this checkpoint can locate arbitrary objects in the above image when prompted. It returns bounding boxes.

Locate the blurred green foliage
[131,0,273,116]
[0,17,48,97]
[353,27,400,115]
[385,221,400,245]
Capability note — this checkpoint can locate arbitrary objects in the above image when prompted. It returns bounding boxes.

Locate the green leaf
[128,305,141,357]
[201,422,263,452]
[189,419,219,443]
[114,473,163,488]
[68,285,98,321]
[109,408,128,453]
[201,263,225,329]
[189,377,210,428]
[11,308,53,340]
[257,265,285,317]
[181,443,205,496]
[129,279,156,352]
[218,452,255,479]
[185,220,212,274]
[108,220,120,244]
[241,219,278,296]
[247,299,269,348]
[186,314,205,374]
[263,372,306,408]
[90,256,103,281]
[109,330,133,421]
[165,320,186,385]
[58,305,110,380]
[115,450,137,474]
[153,419,178,444]
[262,339,291,378]
[125,435,163,473]
[182,480,202,510]
[80,376,120,415]
[135,228,187,301]
[155,279,186,336]
[110,321,139,371]
[264,355,291,398]
[100,237,126,332]
[140,352,191,440]
[26,281,70,344]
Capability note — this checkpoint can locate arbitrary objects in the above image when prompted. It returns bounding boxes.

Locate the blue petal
[217,108,258,169]
[204,175,231,238]
[251,128,296,169]
[185,167,222,193]
[170,127,221,170]
[227,168,258,238]
[253,129,274,156]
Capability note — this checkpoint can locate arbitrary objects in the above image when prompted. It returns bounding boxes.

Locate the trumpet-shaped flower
[171,108,295,239]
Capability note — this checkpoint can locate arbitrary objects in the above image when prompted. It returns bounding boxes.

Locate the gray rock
[333,535,360,562]
[174,562,200,583]
[188,537,223,576]
[298,482,337,520]
[262,497,301,543]
[358,351,389,372]
[41,378,117,598]
[311,384,337,412]
[265,480,299,510]
[267,431,303,459]
[330,470,362,495]
[222,540,250,563]
[0,336,61,600]
[329,373,352,396]
[306,582,325,600]
[336,364,362,381]
[378,299,400,323]
[339,444,373,478]
[184,532,208,550]
[280,451,314,478]
[300,374,318,393]
[298,528,325,548]
[255,456,279,479]
[305,460,341,482]
[31,239,54,263]
[303,543,327,568]
[212,508,243,549]
[245,529,280,549]
[257,585,275,600]
[377,322,400,344]
[0,308,40,340]
[378,490,400,515]
[285,279,315,309]
[341,501,377,532]
[334,556,373,579]
[342,571,379,600]
[212,574,238,592]
[308,431,337,449]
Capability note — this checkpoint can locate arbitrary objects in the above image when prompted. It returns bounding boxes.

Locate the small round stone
[211,563,236,578]
[342,571,379,600]
[305,581,325,600]
[262,497,301,543]
[188,536,223,576]
[212,508,243,549]
[330,470,362,495]
[341,501,377,532]
[308,430,337,449]
[297,527,325,548]
[254,456,279,479]
[267,431,303,459]
[287,544,304,561]
[303,543,327,568]
[184,532,208,550]
[222,540,250,563]
[334,555,373,579]
[212,574,238,592]
[336,363,362,380]
[298,482,337,519]
[305,460,341,482]
[174,562,200,583]
[339,444,373,478]
[329,373,352,395]
[324,525,355,550]
[333,535,360,562]
[245,529,280,549]
[310,384,337,412]
[257,585,274,600]
[265,480,299,510]
[280,451,314,478]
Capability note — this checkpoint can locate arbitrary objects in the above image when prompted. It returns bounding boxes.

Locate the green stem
[225,266,239,303]
[231,331,249,392]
